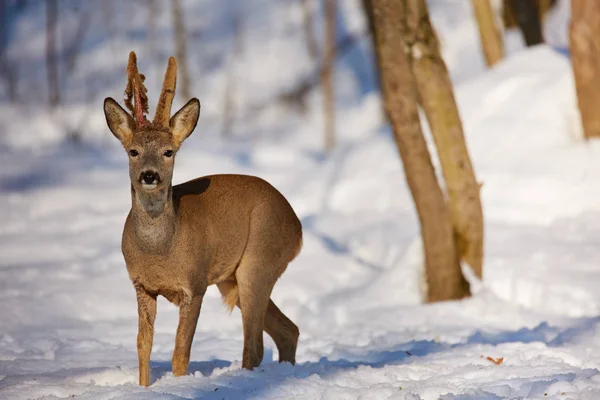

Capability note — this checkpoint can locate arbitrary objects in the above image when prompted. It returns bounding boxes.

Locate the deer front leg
[135,286,157,387]
[172,295,203,376]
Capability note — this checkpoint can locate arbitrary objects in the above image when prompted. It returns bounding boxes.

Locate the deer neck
[130,184,177,253]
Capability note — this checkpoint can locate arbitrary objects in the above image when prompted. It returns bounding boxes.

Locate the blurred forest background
[0,0,570,148]
[0,0,382,148]
[0,0,582,299]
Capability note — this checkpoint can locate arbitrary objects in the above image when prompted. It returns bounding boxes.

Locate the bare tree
[277,29,365,113]
[407,0,484,281]
[537,0,553,18]
[147,0,158,63]
[502,0,517,28]
[64,9,91,74]
[0,0,6,54]
[222,9,244,137]
[570,0,600,139]
[368,0,470,301]
[46,0,59,106]
[301,0,319,60]
[503,1,556,39]
[172,0,191,100]
[0,0,17,102]
[471,0,504,66]
[322,0,336,152]
[507,0,543,46]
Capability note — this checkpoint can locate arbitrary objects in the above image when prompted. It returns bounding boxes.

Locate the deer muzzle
[140,170,160,190]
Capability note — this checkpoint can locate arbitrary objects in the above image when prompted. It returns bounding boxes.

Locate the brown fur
[103,53,303,387]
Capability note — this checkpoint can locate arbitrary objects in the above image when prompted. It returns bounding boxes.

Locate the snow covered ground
[4,0,600,399]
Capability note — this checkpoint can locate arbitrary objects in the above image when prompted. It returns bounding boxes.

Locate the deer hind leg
[227,201,301,370]
[234,261,273,370]
[217,280,299,366]
[264,298,299,365]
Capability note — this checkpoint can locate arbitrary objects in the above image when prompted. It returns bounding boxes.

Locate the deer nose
[141,171,158,185]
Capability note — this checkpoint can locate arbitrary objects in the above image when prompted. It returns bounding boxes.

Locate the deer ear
[170,98,200,147]
[104,97,135,147]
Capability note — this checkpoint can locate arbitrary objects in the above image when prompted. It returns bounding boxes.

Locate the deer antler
[153,56,177,127]
[125,51,149,127]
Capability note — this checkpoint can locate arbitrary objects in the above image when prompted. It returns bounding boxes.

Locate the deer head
[104,52,200,194]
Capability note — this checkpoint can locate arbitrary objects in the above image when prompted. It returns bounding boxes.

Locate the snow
[4,0,600,399]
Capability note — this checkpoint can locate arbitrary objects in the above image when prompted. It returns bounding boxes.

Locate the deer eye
[163,150,174,158]
[129,149,139,157]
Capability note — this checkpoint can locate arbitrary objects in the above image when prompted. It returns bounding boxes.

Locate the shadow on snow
[143,316,600,399]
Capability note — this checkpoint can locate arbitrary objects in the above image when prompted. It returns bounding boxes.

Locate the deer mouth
[140,171,160,190]
[142,182,158,190]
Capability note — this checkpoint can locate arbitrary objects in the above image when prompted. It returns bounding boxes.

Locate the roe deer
[103,52,302,387]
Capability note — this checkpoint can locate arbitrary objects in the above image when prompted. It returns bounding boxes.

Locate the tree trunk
[46,0,59,106]
[537,0,552,20]
[147,0,158,62]
[502,0,517,29]
[301,0,319,60]
[570,0,600,139]
[405,0,484,280]
[222,9,243,137]
[322,0,336,152]
[471,0,504,67]
[503,1,555,36]
[362,0,376,40]
[369,0,470,301]
[64,9,90,74]
[171,0,191,100]
[508,0,543,46]
[0,0,6,63]
[0,0,17,102]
